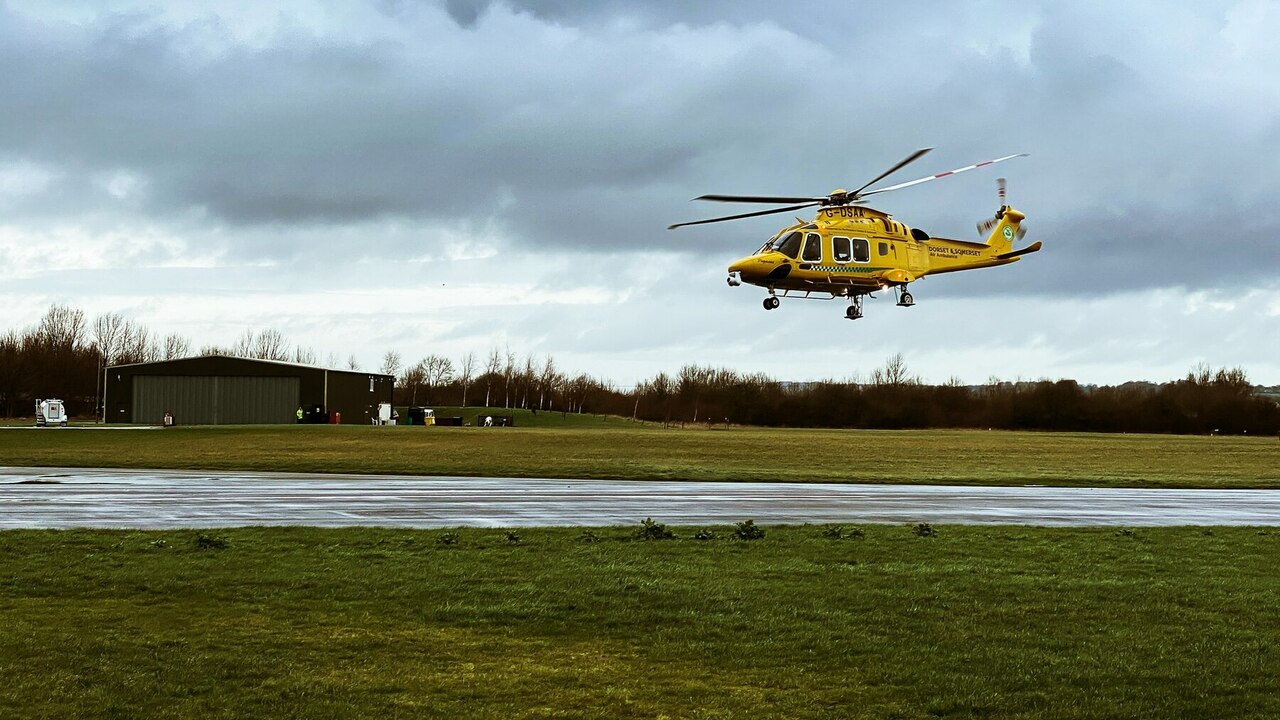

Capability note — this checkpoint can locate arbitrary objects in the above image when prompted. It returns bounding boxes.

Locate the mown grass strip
[2,423,1279,488]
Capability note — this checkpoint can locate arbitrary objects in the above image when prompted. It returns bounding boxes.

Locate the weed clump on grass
[437,532,460,546]
[912,523,937,538]
[578,530,601,543]
[195,534,227,550]
[734,519,766,541]
[1115,528,1136,538]
[821,526,865,540]
[694,529,718,541]
[636,517,674,541]
[504,531,522,545]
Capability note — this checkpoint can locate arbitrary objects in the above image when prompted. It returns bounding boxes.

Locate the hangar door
[133,376,300,425]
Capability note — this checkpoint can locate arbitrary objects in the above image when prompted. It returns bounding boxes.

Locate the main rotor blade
[850,147,933,197]
[860,153,1028,198]
[668,202,821,230]
[694,194,826,204]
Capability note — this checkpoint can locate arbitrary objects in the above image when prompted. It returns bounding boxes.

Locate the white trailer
[375,402,397,425]
[35,398,68,427]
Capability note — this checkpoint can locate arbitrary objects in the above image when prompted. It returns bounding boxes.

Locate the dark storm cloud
[2,1,1278,294]
[0,2,813,249]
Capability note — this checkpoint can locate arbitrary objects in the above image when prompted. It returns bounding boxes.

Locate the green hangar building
[103,356,394,425]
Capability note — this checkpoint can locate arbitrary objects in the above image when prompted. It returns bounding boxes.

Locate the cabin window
[802,233,822,262]
[852,238,870,263]
[833,237,852,263]
[775,232,802,258]
[878,242,889,256]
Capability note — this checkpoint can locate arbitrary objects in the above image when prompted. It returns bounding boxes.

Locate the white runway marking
[3,466,1280,529]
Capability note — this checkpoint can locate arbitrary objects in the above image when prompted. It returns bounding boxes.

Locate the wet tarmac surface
[4,466,1280,529]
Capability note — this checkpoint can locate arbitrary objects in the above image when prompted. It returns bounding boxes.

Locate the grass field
[5,418,1279,717]
[2,413,1278,487]
[2,524,1278,719]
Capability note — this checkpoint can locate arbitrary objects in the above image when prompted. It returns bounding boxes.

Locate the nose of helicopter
[728,254,786,284]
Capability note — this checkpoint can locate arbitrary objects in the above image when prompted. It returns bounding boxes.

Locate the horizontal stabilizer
[995,241,1041,260]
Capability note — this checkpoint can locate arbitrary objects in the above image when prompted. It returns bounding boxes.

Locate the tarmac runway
[4,466,1280,529]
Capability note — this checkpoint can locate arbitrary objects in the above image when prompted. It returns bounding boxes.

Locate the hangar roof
[106,354,393,379]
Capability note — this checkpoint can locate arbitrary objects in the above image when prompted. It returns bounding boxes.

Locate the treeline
[375,349,1280,437]
[614,359,1280,435]
[2,306,1277,435]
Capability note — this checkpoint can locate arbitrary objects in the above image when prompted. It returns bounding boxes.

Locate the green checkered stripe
[809,265,888,274]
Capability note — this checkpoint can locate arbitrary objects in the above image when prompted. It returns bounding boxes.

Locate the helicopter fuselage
[727,205,1034,298]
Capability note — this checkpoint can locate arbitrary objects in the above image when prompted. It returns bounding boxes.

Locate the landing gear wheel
[845,293,864,320]
[763,297,780,310]
[898,291,914,307]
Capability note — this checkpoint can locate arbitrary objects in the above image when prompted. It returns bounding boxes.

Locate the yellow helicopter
[669,148,1040,319]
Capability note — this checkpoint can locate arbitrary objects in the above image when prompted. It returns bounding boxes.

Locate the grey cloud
[2,1,1278,296]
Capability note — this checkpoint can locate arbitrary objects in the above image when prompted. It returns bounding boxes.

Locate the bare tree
[162,334,191,360]
[399,362,426,405]
[458,351,476,407]
[1187,361,1213,386]
[421,355,455,404]
[871,353,914,387]
[484,347,501,407]
[92,313,127,366]
[326,351,340,369]
[539,355,557,410]
[502,347,516,408]
[520,355,537,408]
[566,373,594,414]
[36,305,87,351]
[347,354,361,371]
[228,329,290,361]
[231,330,255,358]
[116,321,156,364]
[293,346,317,365]
[252,329,290,361]
[0,329,22,416]
[380,350,402,377]
[640,372,674,423]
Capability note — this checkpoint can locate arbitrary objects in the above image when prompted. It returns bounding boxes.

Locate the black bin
[301,404,327,424]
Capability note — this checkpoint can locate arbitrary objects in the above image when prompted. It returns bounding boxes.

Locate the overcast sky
[2,0,1278,386]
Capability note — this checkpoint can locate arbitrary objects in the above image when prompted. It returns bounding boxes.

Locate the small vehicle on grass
[35,398,68,427]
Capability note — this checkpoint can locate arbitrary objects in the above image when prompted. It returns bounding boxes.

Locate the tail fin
[982,207,1025,254]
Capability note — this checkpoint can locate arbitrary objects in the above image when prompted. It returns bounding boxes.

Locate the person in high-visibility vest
[296,406,304,423]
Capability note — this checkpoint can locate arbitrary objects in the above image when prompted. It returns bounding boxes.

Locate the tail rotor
[977,177,1026,240]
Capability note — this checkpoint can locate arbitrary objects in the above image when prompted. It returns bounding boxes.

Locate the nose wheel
[845,293,864,320]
